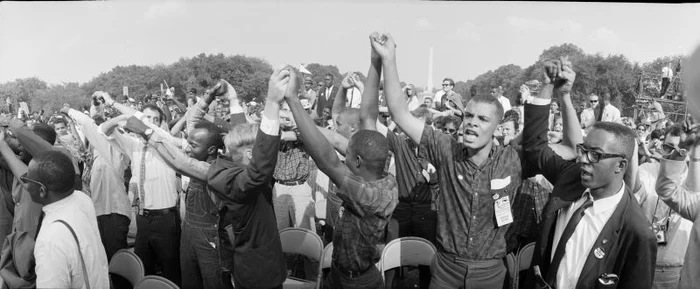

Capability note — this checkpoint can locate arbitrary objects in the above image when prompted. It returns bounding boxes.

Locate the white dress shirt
[580,105,622,131]
[498,95,512,112]
[345,87,362,109]
[102,118,179,210]
[551,184,625,289]
[662,66,674,79]
[35,191,109,289]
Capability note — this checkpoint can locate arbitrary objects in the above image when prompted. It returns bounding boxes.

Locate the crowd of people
[0,32,699,289]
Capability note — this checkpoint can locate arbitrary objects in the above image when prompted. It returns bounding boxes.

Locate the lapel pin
[458,175,464,181]
[594,247,605,259]
[602,239,608,245]
[493,194,500,200]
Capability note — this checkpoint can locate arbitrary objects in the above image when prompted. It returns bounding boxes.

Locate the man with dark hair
[285,66,397,289]
[100,91,182,285]
[491,86,512,112]
[523,58,655,289]
[359,37,437,288]
[125,113,233,289]
[315,74,338,121]
[62,105,131,261]
[381,32,519,288]
[28,150,109,288]
[204,68,290,289]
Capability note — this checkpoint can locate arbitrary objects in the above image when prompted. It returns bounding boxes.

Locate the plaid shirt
[420,124,522,260]
[273,140,310,182]
[332,170,398,272]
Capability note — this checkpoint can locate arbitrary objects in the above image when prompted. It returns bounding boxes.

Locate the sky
[1,1,700,89]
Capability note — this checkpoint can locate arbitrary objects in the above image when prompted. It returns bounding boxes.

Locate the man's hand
[369,32,396,62]
[341,73,354,89]
[284,67,301,101]
[123,116,149,136]
[268,66,291,104]
[554,56,575,94]
[94,91,115,106]
[542,60,559,85]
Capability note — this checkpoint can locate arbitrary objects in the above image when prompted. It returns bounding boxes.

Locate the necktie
[546,196,594,286]
[137,145,148,214]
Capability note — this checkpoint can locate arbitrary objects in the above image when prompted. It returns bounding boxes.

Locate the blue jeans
[181,220,233,289]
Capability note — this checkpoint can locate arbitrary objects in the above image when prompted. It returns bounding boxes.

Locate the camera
[652,222,668,245]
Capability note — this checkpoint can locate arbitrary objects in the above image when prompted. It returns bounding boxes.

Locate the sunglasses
[442,84,451,87]
[442,128,457,134]
[20,173,47,192]
[576,144,625,164]
[661,143,687,157]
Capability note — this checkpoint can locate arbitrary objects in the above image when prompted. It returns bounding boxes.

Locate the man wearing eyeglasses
[636,124,693,288]
[580,93,622,134]
[524,58,656,289]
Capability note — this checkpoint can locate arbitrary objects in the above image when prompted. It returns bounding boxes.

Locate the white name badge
[490,176,511,190]
[495,196,513,227]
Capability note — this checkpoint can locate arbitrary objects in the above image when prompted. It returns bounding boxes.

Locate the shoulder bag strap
[54,220,90,289]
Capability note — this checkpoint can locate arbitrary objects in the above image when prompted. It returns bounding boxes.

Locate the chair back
[517,242,536,271]
[279,228,324,262]
[380,237,436,274]
[320,242,334,270]
[109,249,144,288]
[134,275,179,289]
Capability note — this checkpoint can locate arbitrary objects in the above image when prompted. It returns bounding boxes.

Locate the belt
[334,263,373,279]
[276,179,307,186]
[140,207,177,217]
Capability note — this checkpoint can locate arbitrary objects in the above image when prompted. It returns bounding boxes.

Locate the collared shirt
[345,87,362,109]
[68,109,131,218]
[35,191,109,289]
[498,96,512,112]
[386,131,434,203]
[273,140,310,182]
[552,184,625,289]
[103,121,179,210]
[12,178,42,239]
[580,105,622,131]
[662,66,673,79]
[333,170,398,272]
[638,162,692,266]
[420,124,522,259]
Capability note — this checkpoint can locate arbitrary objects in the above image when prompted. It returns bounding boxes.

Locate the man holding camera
[637,124,693,288]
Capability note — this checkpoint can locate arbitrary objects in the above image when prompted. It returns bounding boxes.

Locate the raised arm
[9,118,53,157]
[123,117,210,181]
[100,91,138,117]
[170,116,187,136]
[656,142,700,220]
[522,58,576,183]
[317,126,349,156]
[286,68,349,187]
[359,42,382,131]
[331,74,351,123]
[375,33,425,144]
[0,130,27,200]
[558,90,583,149]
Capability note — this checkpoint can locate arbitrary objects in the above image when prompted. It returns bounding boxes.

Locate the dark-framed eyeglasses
[661,143,687,157]
[590,100,599,103]
[442,84,451,87]
[20,173,47,192]
[576,144,625,164]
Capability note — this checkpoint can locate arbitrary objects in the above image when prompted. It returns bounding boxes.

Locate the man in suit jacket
[315,73,339,122]
[522,59,657,289]
[205,67,291,289]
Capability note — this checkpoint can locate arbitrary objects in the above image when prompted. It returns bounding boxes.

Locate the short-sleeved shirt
[386,131,434,203]
[420,124,522,259]
[332,170,398,272]
[273,140,310,182]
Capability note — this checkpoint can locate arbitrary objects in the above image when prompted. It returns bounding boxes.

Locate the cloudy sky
[1,1,699,89]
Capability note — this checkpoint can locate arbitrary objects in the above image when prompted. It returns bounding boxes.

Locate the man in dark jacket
[205,67,291,289]
[522,58,657,289]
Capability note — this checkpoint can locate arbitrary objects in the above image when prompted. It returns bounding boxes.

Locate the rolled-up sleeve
[657,159,700,221]
[259,114,279,136]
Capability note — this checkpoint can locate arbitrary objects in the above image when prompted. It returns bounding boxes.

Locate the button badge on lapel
[594,247,605,259]
[598,273,619,286]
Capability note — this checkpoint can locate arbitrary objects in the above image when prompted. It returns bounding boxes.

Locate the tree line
[0,44,683,115]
